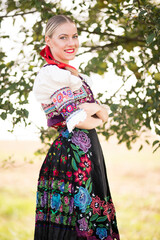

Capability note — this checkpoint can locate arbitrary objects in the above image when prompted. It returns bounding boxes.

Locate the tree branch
[77,37,146,56]
[78,27,145,42]
[134,0,141,9]
[110,75,132,99]
[0,10,37,19]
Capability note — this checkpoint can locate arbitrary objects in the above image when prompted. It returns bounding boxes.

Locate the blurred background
[0,136,160,240]
[0,0,160,239]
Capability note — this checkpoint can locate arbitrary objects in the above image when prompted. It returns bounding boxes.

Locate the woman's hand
[79,102,101,116]
[75,102,109,130]
[96,105,109,122]
[79,102,109,122]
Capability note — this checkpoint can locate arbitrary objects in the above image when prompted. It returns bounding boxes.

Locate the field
[0,136,160,240]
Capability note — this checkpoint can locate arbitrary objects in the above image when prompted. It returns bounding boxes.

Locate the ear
[45,35,52,48]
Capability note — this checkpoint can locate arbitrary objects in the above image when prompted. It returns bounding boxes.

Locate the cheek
[76,39,79,48]
[75,39,79,49]
[52,40,64,50]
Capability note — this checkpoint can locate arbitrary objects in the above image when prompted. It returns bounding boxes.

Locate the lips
[64,49,75,54]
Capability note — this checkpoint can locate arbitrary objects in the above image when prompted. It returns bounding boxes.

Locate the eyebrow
[58,33,78,37]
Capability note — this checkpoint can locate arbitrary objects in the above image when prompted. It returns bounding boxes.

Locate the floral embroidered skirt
[34,128,120,240]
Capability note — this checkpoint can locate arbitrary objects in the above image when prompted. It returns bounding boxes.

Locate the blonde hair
[45,15,74,38]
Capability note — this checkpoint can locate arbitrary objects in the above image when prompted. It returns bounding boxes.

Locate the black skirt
[34,128,120,240]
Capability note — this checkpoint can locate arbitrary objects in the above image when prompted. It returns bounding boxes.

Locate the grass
[0,188,35,240]
[0,138,160,240]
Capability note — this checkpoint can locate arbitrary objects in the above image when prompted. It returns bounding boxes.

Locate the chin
[65,56,76,62]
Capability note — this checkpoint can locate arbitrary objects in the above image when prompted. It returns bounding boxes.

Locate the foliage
[0,0,160,151]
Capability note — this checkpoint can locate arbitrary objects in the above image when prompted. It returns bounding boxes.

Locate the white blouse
[33,65,93,132]
[33,65,92,104]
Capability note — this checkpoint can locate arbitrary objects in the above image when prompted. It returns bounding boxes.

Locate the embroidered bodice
[33,64,96,132]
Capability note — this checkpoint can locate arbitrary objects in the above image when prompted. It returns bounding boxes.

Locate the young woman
[33,15,120,240]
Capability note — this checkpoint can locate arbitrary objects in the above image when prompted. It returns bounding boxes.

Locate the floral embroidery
[35,128,120,239]
[41,191,47,207]
[36,211,45,221]
[71,130,91,153]
[53,169,59,176]
[64,196,69,204]
[102,200,116,222]
[58,181,65,192]
[50,87,79,120]
[51,193,61,211]
[88,229,94,236]
[74,168,88,185]
[66,104,73,112]
[60,155,67,164]
[56,92,63,103]
[78,217,88,231]
[41,81,93,119]
[74,186,92,213]
[44,167,48,173]
[96,227,108,239]
[76,225,89,238]
[69,197,74,214]
[79,155,92,174]
[90,196,103,215]
[66,171,72,178]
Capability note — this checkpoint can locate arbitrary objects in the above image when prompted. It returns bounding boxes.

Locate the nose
[67,37,75,46]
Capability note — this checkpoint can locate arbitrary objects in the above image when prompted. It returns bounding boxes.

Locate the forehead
[53,22,77,36]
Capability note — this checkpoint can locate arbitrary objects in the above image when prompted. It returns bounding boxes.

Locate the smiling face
[45,22,79,64]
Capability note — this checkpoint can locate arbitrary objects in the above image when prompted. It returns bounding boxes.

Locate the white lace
[66,109,87,133]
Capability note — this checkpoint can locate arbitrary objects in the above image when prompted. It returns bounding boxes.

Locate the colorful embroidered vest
[41,79,96,128]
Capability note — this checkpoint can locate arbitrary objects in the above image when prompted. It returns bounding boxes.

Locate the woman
[33,15,120,240]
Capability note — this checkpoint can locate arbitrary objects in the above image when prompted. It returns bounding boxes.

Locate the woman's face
[45,22,79,64]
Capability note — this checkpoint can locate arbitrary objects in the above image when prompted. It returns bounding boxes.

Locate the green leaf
[71,144,79,151]
[153,144,160,153]
[71,158,78,171]
[85,208,91,214]
[90,213,99,221]
[139,10,147,17]
[145,139,150,145]
[96,216,108,222]
[138,144,143,152]
[85,177,91,189]
[73,151,80,163]
[152,140,159,147]
[64,182,69,192]
[88,182,92,193]
[146,33,156,45]
[1,112,7,120]
[79,151,85,156]
[110,104,119,112]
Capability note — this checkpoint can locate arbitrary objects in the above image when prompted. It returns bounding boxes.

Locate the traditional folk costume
[33,46,120,240]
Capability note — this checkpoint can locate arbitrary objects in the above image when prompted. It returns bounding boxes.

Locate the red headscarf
[40,45,77,70]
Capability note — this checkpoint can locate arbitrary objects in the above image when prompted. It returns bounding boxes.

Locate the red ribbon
[40,45,77,70]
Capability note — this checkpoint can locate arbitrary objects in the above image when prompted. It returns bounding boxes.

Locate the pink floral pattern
[90,196,104,215]
[74,168,88,186]
[79,155,92,174]
[35,128,119,240]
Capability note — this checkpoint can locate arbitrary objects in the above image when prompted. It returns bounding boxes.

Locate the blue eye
[73,35,78,39]
[60,36,67,40]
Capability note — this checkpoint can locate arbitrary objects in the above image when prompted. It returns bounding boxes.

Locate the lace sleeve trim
[66,109,87,133]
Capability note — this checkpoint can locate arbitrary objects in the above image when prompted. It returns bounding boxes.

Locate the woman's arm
[75,102,108,130]
[76,115,103,129]
[96,105,109,122]
[79,102,101,116]
[79,102,109,122]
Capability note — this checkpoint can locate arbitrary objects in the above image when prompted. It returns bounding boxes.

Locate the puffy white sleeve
[33,65,82,104]
[33,65,87,132]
